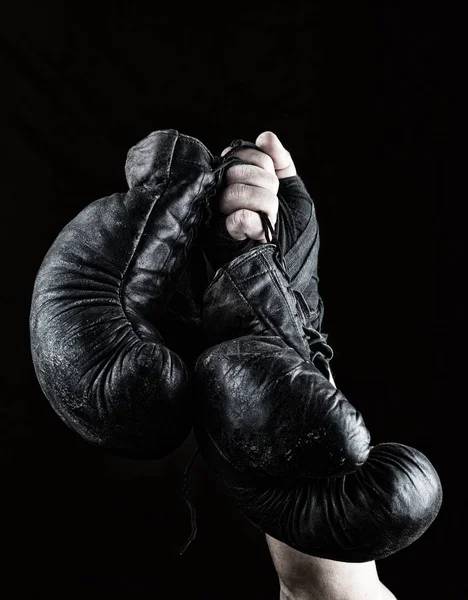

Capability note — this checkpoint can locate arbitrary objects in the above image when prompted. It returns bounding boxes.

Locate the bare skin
[219,131,397,600]
[266,529,397,600]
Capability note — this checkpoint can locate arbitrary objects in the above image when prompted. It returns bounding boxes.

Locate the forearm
[279,583,397,600]
[266,535,397,600]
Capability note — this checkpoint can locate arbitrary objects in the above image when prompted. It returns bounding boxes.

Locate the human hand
[219,131,296,242]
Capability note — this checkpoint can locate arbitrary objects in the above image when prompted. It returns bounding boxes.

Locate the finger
[225,163,279,195]
[225,209,268,242]
[221,147,276,175]
[255,131,297,179]
[221,146,232,157]
[219,184,278,224]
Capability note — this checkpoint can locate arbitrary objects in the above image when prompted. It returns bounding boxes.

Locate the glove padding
[193,244,442,561]
[30,129,219,458]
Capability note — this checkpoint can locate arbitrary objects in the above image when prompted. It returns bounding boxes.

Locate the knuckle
[230,183,250,202]
[226,209,255,239]
[260,153,275,173]
[267,171,280,192]
[220,184,244,211]
[233,208,253,229]
[226,163,249,184]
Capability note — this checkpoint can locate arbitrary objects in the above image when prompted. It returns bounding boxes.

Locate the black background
[2,4,460,599]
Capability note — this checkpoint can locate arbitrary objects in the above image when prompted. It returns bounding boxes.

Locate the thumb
[255,131,297,179]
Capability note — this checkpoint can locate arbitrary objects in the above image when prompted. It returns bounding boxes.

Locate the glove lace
[179,446,200,556]
[179,141,333,553]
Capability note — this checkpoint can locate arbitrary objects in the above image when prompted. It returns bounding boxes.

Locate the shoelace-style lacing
[179,139,331,555]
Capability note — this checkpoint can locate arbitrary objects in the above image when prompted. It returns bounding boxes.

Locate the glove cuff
[202,244,333,369]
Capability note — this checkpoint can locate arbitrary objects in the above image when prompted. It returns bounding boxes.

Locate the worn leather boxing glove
[29,129,220,459]
[193,140,443,561]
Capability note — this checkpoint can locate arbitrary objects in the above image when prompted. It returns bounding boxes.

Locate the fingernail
[221,146,232,157]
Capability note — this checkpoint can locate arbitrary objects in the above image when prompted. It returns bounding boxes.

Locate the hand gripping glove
[192,140,443,561]
[29,129,221,459]
[202,138,326,334]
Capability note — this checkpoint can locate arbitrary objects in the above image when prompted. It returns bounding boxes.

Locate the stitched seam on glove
[201,243,276,299]
[259,249,311,355]
[218,253,309,360]
[119,150,209,341]
[156,171,208,281]
[129,130,215,183]
[230,268,272,282]
[173,131,215,156]
[117,186,170,341]
[145,156,213,170]
[221,269,280,338]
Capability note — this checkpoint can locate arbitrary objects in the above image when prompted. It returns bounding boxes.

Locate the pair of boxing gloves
[29,129,442,563]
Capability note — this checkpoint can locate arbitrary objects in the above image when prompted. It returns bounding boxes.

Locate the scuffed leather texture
[30,129,218,459]
[194,244,443,562]
[196,245,369,479]
[200,433,443,562]
[201,142,324,332]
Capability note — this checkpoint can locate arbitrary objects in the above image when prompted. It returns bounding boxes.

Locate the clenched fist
[219,131,297,242]
[201,131,298,274]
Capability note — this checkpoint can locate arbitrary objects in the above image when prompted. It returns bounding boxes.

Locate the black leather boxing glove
[29,129,220,459]
[193,141,443,561]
